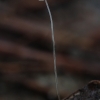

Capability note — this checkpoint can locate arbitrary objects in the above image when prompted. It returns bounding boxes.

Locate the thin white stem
[44,0,60,100]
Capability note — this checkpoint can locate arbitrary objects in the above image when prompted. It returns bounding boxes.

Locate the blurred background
[0,0,100,100]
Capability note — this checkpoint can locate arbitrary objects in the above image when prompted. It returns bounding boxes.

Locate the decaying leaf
[63,80,100,100]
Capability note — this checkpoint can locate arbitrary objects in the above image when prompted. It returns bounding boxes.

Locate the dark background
[0,0,100,100]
